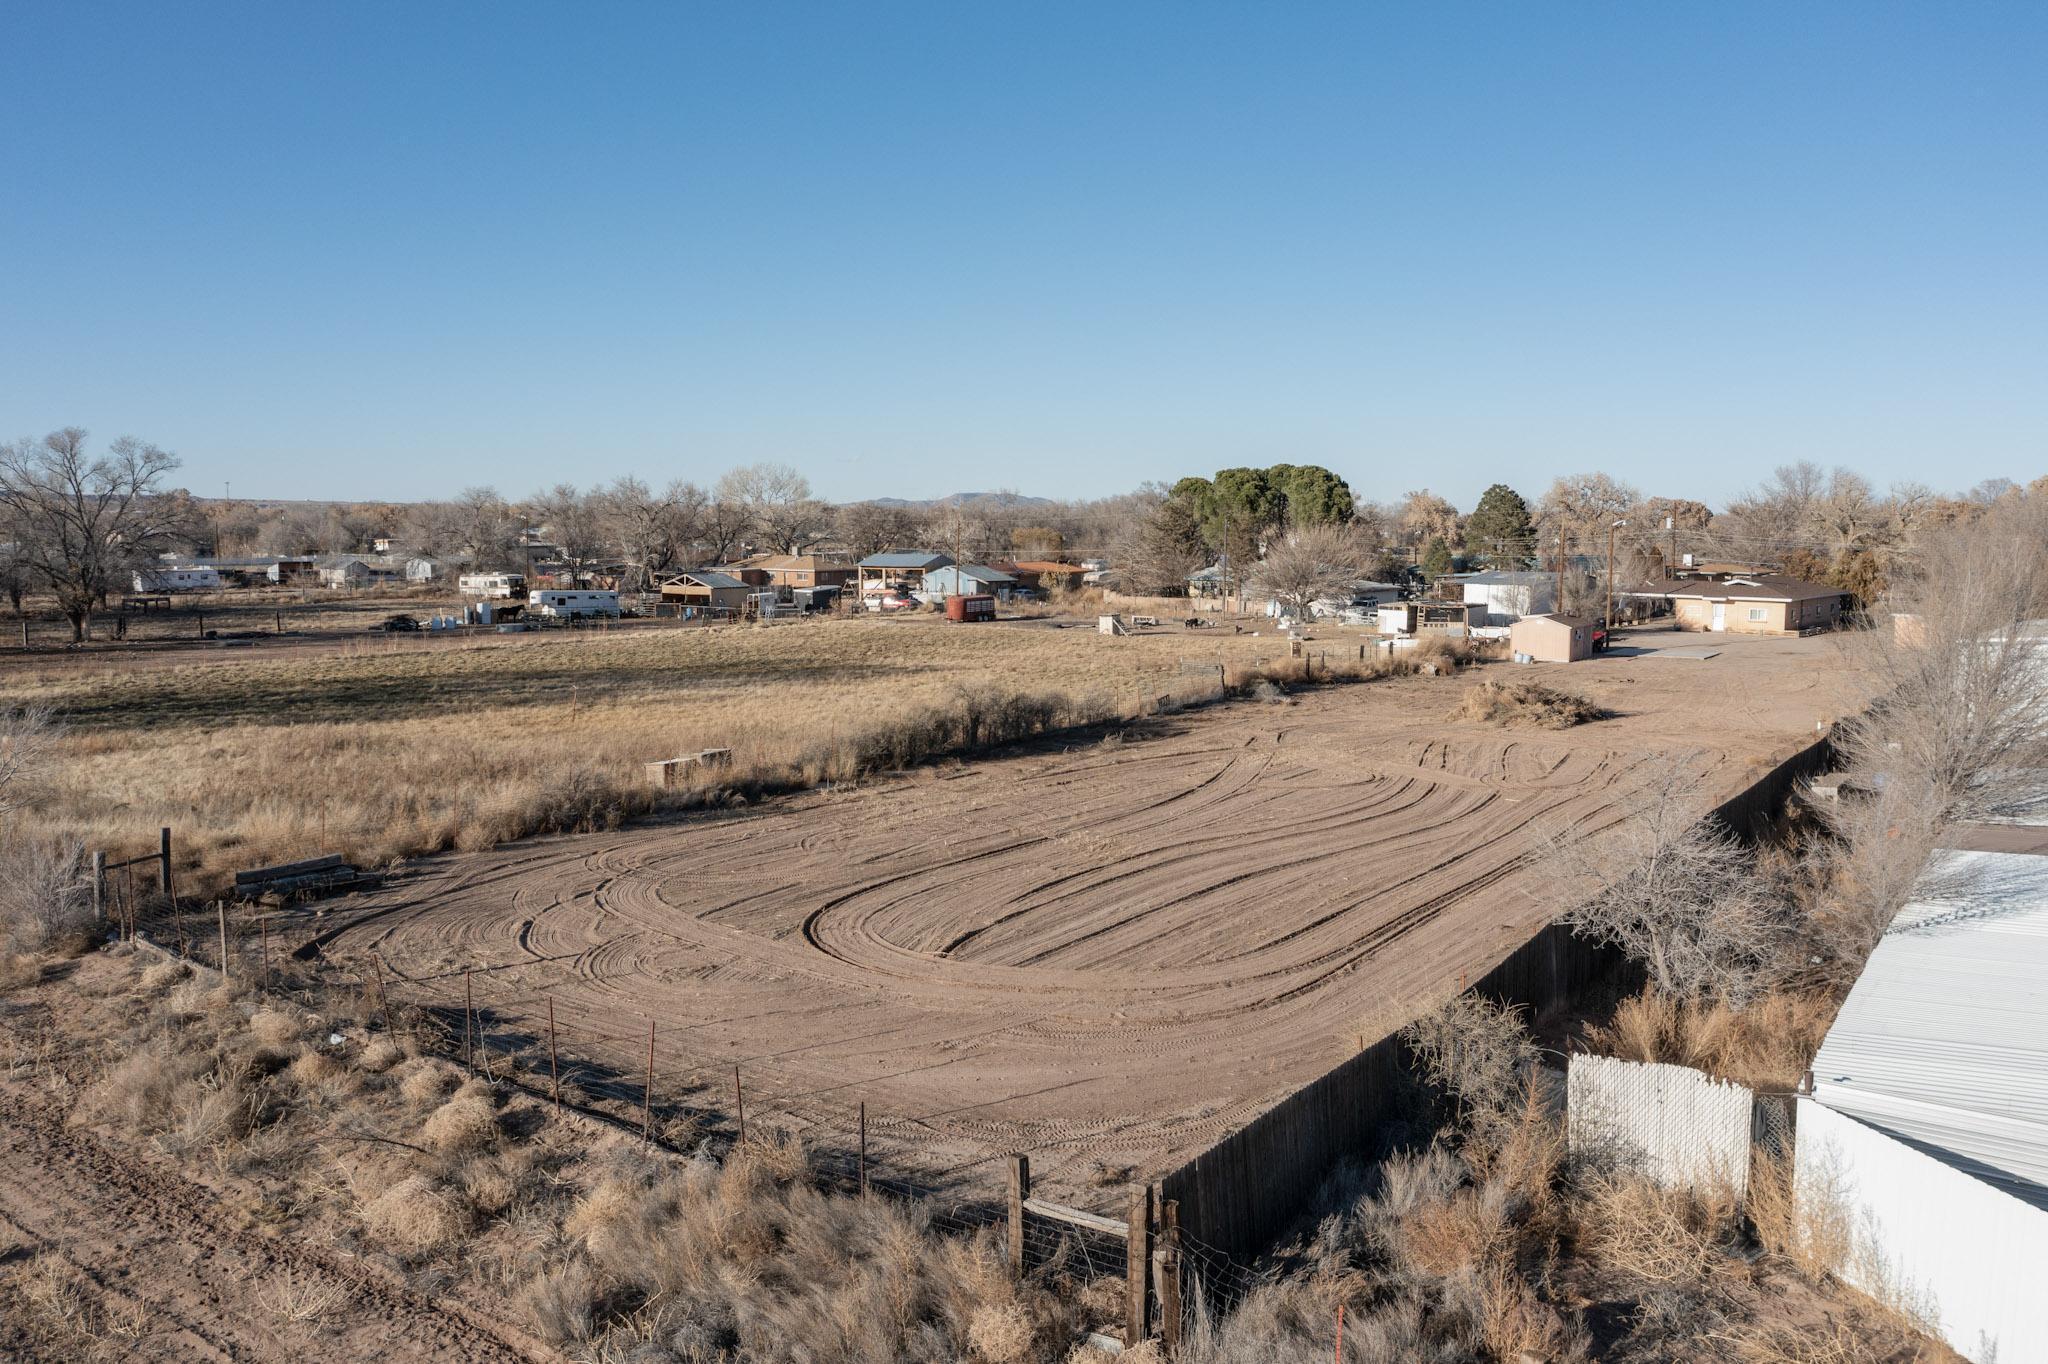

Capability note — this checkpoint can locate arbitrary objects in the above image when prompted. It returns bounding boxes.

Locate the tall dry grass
[10,616,1450,892]
[1584,988,1838,1092]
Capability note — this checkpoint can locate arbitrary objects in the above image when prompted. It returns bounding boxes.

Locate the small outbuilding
[919,564,1021,601]
[657,569,751,614]
[1510,613,1594,663]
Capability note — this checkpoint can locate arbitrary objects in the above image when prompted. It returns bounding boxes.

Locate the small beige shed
[1510,613,1594,663]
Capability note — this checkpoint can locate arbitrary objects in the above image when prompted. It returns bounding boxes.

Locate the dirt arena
[322,632,1855,1204]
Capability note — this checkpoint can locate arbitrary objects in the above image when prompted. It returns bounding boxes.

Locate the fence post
[159,827,172,898]
[259,910,270,989]
[370,953,395,1034]
[734,1064,745,1143]
[216,901,229,981]
[1160,1198,1182,1359]
[1126,1184,1154,1347]
[92,851,106,923]
[462,969,475,1072]
[643,1022,656,1142]
[547,997,561,1107]
[1007,1154,1030,1278]
[859,1101,868,1196]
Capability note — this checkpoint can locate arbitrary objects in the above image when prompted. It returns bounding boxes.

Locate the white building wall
[1567,1054,1753,1192]
[1796,1098,2048,1364]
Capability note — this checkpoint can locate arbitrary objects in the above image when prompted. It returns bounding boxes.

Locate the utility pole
[1667,498,1678,575]
[1554,525,1566,614]
[1606,519,1626,631]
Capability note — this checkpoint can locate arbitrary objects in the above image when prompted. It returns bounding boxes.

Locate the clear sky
[3,2,2044,510]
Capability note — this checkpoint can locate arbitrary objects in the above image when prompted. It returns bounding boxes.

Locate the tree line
[5,424,2040,640]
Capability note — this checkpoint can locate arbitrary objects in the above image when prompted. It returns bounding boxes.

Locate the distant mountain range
[867,492,1056,510]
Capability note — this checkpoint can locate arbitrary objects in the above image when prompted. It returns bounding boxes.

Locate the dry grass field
[3,614,1379,890]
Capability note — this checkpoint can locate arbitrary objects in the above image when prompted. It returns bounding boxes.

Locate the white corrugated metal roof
[1811,848,2048,1202]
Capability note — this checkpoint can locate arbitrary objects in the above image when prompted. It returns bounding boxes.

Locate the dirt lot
[317,631,1857,1206]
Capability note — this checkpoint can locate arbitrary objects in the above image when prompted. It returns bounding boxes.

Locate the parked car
[379,614,421,632]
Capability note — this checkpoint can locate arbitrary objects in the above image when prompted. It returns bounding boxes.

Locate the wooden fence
[1159,733,1836,1270]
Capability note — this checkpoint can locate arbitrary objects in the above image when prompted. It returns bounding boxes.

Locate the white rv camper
[527,589,621,620]
[459,572,527,599]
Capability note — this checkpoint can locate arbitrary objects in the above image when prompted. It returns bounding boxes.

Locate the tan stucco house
[1634,574,1851,635]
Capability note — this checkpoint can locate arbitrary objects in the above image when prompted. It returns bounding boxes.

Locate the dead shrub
[139,958,189,992]
[1400,995,1538,1141]
[361,1175,466,1252]
[966,1300,1036,1363]
[421,1082,498,1154]
[1392,1180,1516,1278]
[285,1048,339,1088]
[247,1007,307,1048]
[1573,1170,1739,1285]
[1453,678,1605,729]
[357,1035,404,1073]
[1471,1263,1585,1362]
[396,1058,454,1108]
[524,1259,596,1345]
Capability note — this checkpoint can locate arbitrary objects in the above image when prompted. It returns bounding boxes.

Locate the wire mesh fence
[102,871,1147,1268]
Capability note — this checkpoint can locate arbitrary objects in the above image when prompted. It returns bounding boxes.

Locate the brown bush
[421,1083,498,1154]
[1452,678,1606,729]
[1572,1170,1739,1285]
[396,1058,454,1108]
[361,1175,466,1251]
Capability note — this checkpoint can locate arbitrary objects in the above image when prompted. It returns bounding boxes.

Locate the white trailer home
[528,588,620,620]
[133,565,223,593]
[460,572,527,599]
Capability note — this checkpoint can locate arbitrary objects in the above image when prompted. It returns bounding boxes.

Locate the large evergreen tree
[1463,483,1534,565]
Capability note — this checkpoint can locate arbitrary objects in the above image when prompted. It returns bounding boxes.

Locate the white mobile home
[134,565,222,593]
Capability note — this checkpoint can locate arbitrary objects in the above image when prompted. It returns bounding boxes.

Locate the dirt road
[0,1005,544,1362]
[324,632,1854,1203]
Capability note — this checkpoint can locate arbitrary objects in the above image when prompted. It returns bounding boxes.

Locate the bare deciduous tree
[601,477,707,588]
[717,462,828,555]
[832,501,925,561]
[1544,756,1781,1003]
[1251,523,1372,619]
[1833,490,2048,830]
[528,483,608,568]
[0,428,187,642]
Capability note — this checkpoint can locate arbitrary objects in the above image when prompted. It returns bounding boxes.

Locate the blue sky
[3,3,2043,509]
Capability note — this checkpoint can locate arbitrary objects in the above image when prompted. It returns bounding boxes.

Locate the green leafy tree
[1266,464,1355,527]
[1464,483,1534,565]
[1421,537,1454,579]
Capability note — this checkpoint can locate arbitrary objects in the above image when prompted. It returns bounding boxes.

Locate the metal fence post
[92,851,106,922]
[159,827,172,898]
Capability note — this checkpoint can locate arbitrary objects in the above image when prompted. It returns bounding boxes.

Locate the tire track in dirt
[320,641,1847,1202]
